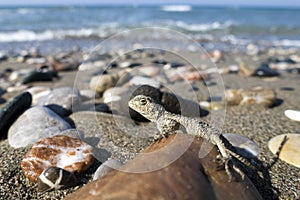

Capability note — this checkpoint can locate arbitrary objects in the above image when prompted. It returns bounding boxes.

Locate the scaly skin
[128,95,255,181]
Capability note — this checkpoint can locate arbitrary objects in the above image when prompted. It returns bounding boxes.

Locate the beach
[0,5,300,200]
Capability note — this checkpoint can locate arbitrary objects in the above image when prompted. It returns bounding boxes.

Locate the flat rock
[64,134,262,200]
[37,87,82,111]
[0,92,32,139]
[8,106,71,148]
[21,135,94,182]
[268,133,300,168]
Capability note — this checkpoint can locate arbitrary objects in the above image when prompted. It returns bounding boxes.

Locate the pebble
[38,166,78,192]
[284,110,300,122]
[78,62,105,71]
[254,63,280,77]
[89,70,131,94]
[25,57,47,64]
[137,64,162,77]
[268,134,300,168]
[0,92,32,139]
[26,86,51,105]
[223,133,261,158]
[8,106,71,148]
[37,87,82,111]
[225,88,276,107]
[103,87,128,103]
[129,76,161,89]
[80,89,98,101]
[22,69,59,84]
[93,159,123,181]
[21,135,94,182]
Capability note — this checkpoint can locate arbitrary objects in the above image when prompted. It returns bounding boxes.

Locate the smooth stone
[137,64,162,77]
[22,69,59,84]
[129,76,161,89]
[64,134,262,200]
[284,110,300,122]
[103,87,128,100]
[45,104,71,117]
[78,62,105,71]
[38,166,78,192]
[26,86,51,105]
[268,134,300,168]
[89,73,119,94]
[0,92,32,139]
[73,102,110,113]
[25,57,47,64]
[223,133,261,158]
[93,159,123,181]
[37,87,82,111]
[80,89,98,101]
[254,64,280,77]
[21,135,94,182]
[8,106,71,148]
[225,88,276,107]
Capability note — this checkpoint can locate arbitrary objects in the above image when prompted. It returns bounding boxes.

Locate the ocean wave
[174,21,234,32]
[161,5,192,12]
[273,39,300,47]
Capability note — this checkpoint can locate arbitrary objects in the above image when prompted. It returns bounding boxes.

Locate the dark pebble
[45,104,71,117]
[268,57,297,64]
[128,63,143,68]
[0,92,32,139]
[170,62,185,68]
[22,70,59,84]
[152,60,168,65]
[254,63,280,77]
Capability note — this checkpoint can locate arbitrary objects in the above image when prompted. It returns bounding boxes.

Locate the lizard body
[129,95,255,181]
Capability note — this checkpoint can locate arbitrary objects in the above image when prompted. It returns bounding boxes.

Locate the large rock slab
[8,106,71,148]
[64,134,262,200]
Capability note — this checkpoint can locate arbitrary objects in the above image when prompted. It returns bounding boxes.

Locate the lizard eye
[139,98,147,105]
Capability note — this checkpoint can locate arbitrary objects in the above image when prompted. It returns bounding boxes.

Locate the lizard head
[128,95,164,121]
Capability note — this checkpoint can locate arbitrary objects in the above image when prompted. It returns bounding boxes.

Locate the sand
[0,48,299,200]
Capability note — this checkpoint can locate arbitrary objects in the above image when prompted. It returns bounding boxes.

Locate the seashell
[21,135,94,182]
[223,133,261,158]
[268,134,300,168]
[93,159,123,181]
[284,110,300,122]
[38,166,77,192]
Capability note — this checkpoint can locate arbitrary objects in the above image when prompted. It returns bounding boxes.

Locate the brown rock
[63,134,262,200]
[21,135,93,182]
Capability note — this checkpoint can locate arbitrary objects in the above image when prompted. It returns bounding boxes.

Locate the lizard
[128,94,255,181]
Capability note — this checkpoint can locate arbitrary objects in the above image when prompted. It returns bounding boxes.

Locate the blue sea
[0,5,300,53]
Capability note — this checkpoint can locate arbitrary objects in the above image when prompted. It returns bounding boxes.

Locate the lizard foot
[214,156,245,182]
